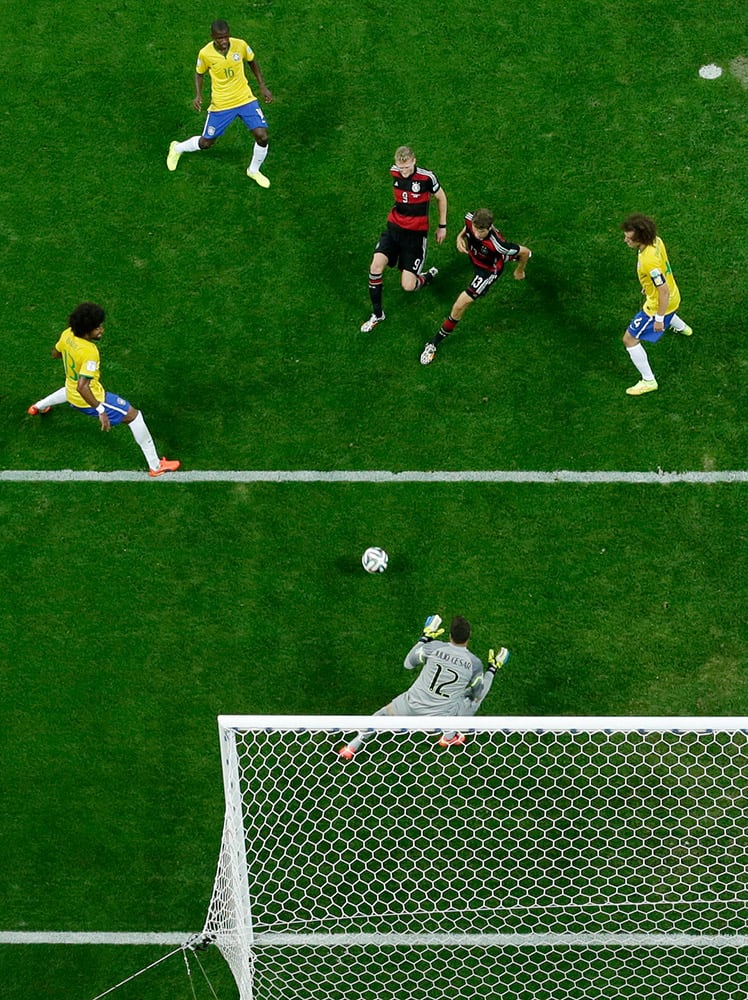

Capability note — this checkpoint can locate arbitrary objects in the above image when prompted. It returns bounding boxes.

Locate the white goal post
[202,715,748,1000]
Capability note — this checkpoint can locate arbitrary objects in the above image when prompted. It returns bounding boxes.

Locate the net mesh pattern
[203,721,748,1000]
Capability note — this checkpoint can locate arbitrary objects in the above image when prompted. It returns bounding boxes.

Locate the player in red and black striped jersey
[360,146,448,333]
[420,209,532,365]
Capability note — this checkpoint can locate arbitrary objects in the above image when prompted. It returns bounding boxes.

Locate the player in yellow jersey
[620,214,693,395]
[27,303,180,477]
[167,19,274,188]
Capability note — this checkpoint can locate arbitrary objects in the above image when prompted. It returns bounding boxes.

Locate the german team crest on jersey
[411,182,421,193]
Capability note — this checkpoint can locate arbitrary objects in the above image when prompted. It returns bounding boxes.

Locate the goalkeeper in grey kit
[338,615,510,760]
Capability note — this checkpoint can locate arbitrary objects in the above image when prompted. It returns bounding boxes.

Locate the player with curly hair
[620,213,693,395]
[28,302,180,477]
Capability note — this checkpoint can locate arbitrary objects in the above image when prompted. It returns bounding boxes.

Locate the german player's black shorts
[465,267,501,300]
[374,223,428,274]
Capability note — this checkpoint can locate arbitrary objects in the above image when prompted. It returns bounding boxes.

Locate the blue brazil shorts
[202,100,268,138]
[626,309,675,343]
[74,390,132,425]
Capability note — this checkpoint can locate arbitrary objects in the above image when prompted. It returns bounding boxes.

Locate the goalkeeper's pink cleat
[338,745,356,761]
[438,733,466,748]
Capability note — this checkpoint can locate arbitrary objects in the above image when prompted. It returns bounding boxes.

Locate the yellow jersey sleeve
[196,38,256,111]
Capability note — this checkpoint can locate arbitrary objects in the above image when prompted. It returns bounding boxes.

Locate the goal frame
[204,714,748,1000]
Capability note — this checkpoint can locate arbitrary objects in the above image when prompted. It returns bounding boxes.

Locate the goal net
[202,715,748,1000]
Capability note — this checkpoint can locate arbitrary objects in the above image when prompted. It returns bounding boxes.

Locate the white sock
[669,313,687,332]
[348,705,393,751]
[33,386,68,409]
[627,343,655,382]
[248,142,268,174]
[350,731,379,752]
[128,412,160,471]
[175,136,202,154]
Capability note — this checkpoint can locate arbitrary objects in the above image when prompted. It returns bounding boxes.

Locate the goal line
[4,930,748,950]
[252,931,748,949]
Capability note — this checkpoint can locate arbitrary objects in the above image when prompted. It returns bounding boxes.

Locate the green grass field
[1,0,747,996]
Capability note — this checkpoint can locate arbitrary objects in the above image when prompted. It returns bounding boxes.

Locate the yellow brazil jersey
[55,327,105,408]
[637,236,681,316]
[196,37,256,111]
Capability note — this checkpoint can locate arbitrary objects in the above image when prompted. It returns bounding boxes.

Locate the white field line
[4,930,748,949]
[1,469,747,483]
[0,931,190,945]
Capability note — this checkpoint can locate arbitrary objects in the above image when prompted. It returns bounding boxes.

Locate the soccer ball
[362,546,388,573]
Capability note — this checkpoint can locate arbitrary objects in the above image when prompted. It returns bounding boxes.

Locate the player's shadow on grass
[335,554,413,575]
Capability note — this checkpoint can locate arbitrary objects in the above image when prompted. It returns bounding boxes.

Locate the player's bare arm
[192,73,204,112]
[514,245,532,280]
[654,282,670,330]
[434,188,448,244]
[456,227,468,254]
[77,376,110,432]
[249,58,273,103]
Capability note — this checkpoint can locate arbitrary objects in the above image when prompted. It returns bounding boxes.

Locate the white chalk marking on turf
[1,469,747,484]
[699,63,723,79]
[0,931,191,945]
[4,929,748,949]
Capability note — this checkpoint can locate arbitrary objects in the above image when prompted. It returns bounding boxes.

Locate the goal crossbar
[217,714,748,733]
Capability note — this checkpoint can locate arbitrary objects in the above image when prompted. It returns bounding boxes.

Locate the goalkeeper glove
[419,614,444,642]
[487,647,511,673]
